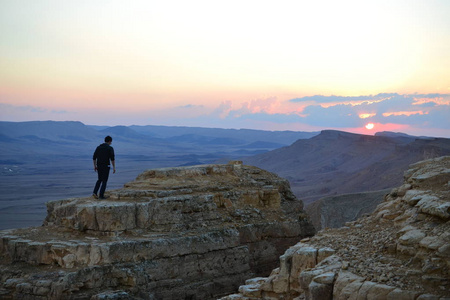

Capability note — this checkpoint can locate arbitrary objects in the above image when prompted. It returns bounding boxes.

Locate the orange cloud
[359,113,376,119]
[382,111,428,117]
[413,97,450,106]
[320,99,381,108]
[319,96,393,108]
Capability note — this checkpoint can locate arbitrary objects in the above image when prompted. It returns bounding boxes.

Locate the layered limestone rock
[0,162,315,299]
[221,156,450,300]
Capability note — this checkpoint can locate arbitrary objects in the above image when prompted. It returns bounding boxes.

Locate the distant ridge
[128,124,318,144]
[375,131,433,140]
[100,125,150,140]
[244,130,450,204]
[0,120,98,141]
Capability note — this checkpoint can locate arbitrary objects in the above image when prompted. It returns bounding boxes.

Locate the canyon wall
[222,156,450,300]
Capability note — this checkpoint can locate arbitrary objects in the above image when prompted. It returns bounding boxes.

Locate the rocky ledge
[222,156,450,300]
[0,161,314,299]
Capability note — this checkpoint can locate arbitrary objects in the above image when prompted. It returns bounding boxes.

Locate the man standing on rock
[92,135,116,199]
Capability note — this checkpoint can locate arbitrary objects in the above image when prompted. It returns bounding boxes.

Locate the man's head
[104,136,112,144]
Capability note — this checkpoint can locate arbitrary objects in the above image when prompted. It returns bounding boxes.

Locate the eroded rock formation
[222,156,450,299]
[0,162,314,299]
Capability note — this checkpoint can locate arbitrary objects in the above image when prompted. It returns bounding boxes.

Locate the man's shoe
[99,196,109,199]
[92,193,98,199]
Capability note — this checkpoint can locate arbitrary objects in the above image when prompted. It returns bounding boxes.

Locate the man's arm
[110,147,116,174]
[93,147,98,172]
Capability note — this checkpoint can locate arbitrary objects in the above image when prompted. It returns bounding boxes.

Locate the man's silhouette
[92,135,115,199]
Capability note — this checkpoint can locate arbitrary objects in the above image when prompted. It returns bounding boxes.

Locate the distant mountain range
[0,121,317,159]
[243,130,450,204]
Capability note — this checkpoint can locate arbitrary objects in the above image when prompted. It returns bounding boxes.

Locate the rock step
[45,190,283,233]
[45,194,221,232]
[2,247,253,300]
[1,221,308,269]
[0,227,243,268]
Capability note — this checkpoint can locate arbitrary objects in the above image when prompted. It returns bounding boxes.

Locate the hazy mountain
[244,141,286,149]
[0,121,102,156]
[243,130,450,204]
[100,125,150,140]
[0,121,100,142]
[0,121,317,229]
[129,125,317,144]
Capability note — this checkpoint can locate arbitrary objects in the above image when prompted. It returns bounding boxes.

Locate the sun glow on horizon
[365,123,375,130]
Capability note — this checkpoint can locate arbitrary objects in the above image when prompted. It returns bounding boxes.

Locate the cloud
[177,104,205,109]
[0,103,46,117]
[412,94,450,106]
[0,103,71,115]
[230,112,304,124]
[211,101,233,119]
[289,93,398,104]
[359,113,376,119]
[382,111,427,117]
[153,93,450,132]
[0,102,78,126]
[0,103,47,114]
[414,102,437,108]
[301,104,360,127]
[283,93,450,130]
[50,109,69,114]
[228,97,280,117]
[367,94,449,127]
[378,105,450,128]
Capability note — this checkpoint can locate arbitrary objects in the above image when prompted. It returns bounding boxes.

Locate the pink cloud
[413,96,450,106]
[318,96,392,108]
[382,111,428,117]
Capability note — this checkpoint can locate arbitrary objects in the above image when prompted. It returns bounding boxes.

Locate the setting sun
[365,123,375,130]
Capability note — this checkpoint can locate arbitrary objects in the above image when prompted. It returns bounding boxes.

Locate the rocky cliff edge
[0,161,314,299]
[222,156,450,300]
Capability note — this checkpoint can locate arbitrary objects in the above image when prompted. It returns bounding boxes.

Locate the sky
[0,0,449,137]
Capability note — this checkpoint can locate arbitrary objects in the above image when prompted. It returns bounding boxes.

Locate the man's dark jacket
[93,143,115,166]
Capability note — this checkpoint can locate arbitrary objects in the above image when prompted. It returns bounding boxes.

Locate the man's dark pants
[93,165,110,198]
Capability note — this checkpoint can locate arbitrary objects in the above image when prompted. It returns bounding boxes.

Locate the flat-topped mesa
[44,161,305,234]
[0,162,315,300]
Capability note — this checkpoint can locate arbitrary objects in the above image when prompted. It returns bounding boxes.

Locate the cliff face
[223,156,450,299]
[305,189,390,230]
[0,161,315,299]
